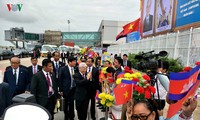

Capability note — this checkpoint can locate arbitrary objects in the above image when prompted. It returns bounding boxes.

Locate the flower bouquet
[115,68,156,102]
[98,92,114,119]
[98,92,114,108]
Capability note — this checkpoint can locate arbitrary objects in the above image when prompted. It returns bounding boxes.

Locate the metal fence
[107,27,200,66]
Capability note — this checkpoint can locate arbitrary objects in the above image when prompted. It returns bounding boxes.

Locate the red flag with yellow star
[116,18,140,41]
[123,18,140,35]
[114,83,133,105]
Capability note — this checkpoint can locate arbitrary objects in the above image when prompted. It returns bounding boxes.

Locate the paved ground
[0,57,200,120]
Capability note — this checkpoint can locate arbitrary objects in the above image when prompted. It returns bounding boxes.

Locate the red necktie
[33,66,37,74]
[46,73,52,96]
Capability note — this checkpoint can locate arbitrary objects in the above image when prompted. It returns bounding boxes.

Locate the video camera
[135,50,168,70]
[135,50,168,80]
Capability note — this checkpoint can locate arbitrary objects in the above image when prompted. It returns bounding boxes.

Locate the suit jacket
[61,52,66,58]
[74,72,90,101]
[58,65,78,96]
[27,65,42,79]
[123,60,132,69]
[89,67,100,97]
[143,14,153,32]
[3,67,30,96]
[0,82,12,117]
[52,61,65,79]
[31,71,58,107]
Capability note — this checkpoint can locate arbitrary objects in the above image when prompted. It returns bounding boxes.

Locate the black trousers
[64,89,75,120]
[89,90,97,120]
[61,57,66,63]
[45,95,56,120]
[76,99,89,120]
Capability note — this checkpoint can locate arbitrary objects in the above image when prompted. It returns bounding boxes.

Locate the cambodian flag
[167,65,200,118]
[168,65,200,100]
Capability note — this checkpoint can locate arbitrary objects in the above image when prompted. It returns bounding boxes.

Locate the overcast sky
[0,0,140,46]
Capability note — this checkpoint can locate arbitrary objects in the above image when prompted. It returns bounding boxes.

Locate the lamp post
[68,20,70,32]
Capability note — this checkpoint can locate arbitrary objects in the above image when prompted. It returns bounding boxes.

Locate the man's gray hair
[79,62,87,68]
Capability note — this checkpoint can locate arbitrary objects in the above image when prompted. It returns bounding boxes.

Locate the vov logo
[7,4,23,12]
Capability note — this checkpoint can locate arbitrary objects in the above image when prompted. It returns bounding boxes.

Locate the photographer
[154,61,169,110]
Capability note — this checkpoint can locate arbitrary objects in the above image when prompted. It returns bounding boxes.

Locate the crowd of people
[0,51,198,120]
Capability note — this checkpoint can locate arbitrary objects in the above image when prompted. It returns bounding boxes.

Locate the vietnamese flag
[123,18,140,35]
[116,18,140,41]
[114,83,133,105]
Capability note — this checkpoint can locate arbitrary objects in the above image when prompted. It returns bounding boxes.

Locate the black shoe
[97,104,102,107]
[101,109,106,112]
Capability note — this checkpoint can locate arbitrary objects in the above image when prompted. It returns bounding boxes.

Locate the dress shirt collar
[13,67,19,73]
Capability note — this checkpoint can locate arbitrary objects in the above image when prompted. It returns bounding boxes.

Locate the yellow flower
[131,74,137,78]
[100,99,106,105]
[116,78,122,84]
[124,73,131,79]
[108,95,114,101]
[105,94,110,99]
[102,67,108,74]
[135,72,142,78]
[106,102,112,107]
[98,92,106,99]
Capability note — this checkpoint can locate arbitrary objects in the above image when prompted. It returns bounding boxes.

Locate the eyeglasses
[131,111,152,120]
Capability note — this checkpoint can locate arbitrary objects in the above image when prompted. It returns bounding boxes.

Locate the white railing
[107,27,200,66]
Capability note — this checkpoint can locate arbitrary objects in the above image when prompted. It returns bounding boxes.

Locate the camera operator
[154,61,169,110]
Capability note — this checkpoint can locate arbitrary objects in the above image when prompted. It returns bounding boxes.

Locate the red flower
[124,66,134,74]
[195,61,200,66]
[149,86,156,94]
[142,75,151,81]
[183,66,192,72]
[107,73,112,77]
[144,90,151,99]
[132,78,139,82]
[135,86,144,94]
[124,66,130,70]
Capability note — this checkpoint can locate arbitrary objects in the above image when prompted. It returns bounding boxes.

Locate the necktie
[83,74,85,79]
[13,70,17,84]
[46,73,52,96]
[88,67,91,72]
[55,62,58,71]
[33,66,37,74]
[70,68,75,88]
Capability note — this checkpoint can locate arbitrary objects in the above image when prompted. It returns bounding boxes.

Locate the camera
[135,50,168,80]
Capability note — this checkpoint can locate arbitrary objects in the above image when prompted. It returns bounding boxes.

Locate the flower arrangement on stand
[98,92,114,119]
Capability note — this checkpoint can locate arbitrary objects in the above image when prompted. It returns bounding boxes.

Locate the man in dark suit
[31,59,58,120]
[0,82,12,117]
[113,57,123,80]
[60,50,66,64]
[27,57,42,79]
[74,62,91,120]
[86,57,99,120]
[59,56,77,120]
[52,51,65,83]
[122,54,132,69]
[47,51,51,60]
[143,0,153,32]
[3,56,30,97]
